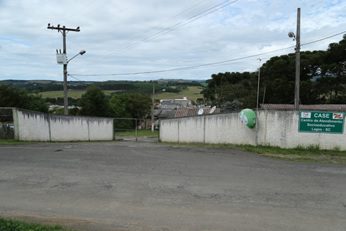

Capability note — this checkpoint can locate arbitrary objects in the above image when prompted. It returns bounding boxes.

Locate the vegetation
[166,142,346,164]
[0,218,72,231]
[80,86,111,117]
[1,80,203,98]
[0,139,32,145]
[39,90,118,99]
[203,35,346,109]
[155,86,203,102]
[110,93,151,119]
[0,85,48,112]
[115,130,158,137]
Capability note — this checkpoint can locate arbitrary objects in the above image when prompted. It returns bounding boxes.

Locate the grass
[0,218,72,231]
[115,130,159,137]
[165,142,346,164]
[155,86,203,102]
[39,90,118,99]
[39,86,203,101]
[0,139,31,145]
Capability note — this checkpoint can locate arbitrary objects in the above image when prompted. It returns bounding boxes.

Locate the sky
[0,0,345,81]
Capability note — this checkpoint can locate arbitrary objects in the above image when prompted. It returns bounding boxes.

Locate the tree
[109,93,151,119]
[202,72,257,109]
[80,86,110,117]
[0,85,48,112]
[204,35,346,107]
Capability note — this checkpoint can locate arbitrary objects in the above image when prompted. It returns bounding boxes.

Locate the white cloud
[0,0,345,81]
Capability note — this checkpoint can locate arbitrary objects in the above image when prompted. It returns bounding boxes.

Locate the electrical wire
[112,0,239,52]
[70,30,346,77]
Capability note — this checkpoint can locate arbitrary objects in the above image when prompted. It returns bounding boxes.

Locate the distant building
[159,97,192,109]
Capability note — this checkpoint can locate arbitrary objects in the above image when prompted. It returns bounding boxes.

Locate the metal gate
[113,118,158,142]
[0,108,14,139]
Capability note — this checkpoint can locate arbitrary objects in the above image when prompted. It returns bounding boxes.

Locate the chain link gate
[0,108,15,139]
[113,118,159,142]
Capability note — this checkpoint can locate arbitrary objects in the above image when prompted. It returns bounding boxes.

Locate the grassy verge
[115,130,158,137]
[165,142,346,164]
[0,218,72,231]
[0,139,32,145]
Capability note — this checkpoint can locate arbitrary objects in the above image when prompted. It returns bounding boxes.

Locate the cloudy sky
[0,0,345,81]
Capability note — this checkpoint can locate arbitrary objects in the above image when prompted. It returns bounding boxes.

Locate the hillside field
[39,86,203,101]
[39,90,119,99]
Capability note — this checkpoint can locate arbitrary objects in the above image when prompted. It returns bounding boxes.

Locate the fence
[0,107,159,142]
[114,118,158,142]
[11,108,114,141]
[160,110,346,150]
[0,108,14,139]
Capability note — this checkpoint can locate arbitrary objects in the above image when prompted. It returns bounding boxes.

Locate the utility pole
[47,24,80,115]
[255,58,261,145]
[295,8,301,110]
[151,82,155,132]
[256,58,262,113]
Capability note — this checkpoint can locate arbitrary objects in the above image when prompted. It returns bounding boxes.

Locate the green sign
[299,111,344,134]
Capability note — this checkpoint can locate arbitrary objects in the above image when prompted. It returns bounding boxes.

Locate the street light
[67,50,86,64]
[56,50,86,115]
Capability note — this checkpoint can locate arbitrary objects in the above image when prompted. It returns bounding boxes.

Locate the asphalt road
[0,142,345,231]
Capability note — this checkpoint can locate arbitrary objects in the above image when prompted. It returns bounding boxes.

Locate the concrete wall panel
[205,114,256,145]
[89,118,113,141]
[160,110,346,150]
[14,108,113,141]
[160,119,179,143]
[17,110,50,141]
[49,116,89,141]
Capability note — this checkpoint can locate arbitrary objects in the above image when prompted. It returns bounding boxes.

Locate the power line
[137,0,239,41]
[70,30,346,77]
[112,0,213,52]
[70,46,293,77]
[112,0,239,52]
[301,30,346,46]
[68,75,83,81]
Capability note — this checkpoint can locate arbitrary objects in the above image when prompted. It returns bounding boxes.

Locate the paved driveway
[0,142,345,231]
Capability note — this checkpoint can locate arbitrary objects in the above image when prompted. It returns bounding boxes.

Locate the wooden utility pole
[47,24,80,115]
[151,82,155,132]
[295,8,301,111]
[255,58,261,145]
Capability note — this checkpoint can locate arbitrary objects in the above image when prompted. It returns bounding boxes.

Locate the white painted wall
[88,118,114,141]
[15,109,50,141]
[13,108,114,141]
[258,110,346,150]
[205,114,256,145]
[49,116,89,141]
[160,110,346,150]
[159,118,179,143]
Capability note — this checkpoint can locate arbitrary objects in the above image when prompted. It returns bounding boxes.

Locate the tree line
[0,85,152,120]
[203,35,346,110]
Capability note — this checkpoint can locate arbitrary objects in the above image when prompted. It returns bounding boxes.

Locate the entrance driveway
[0,142,345,231]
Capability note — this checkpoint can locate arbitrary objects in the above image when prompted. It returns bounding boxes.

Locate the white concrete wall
[160,110,346,150]
[178,116,205,143]
[205,114,256,145]
[49,116,89,141]
[159,118,179,143]
[88,118,114,141]
[16,110,50,141]
[14,109,114,141]
[258,110,346,150]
